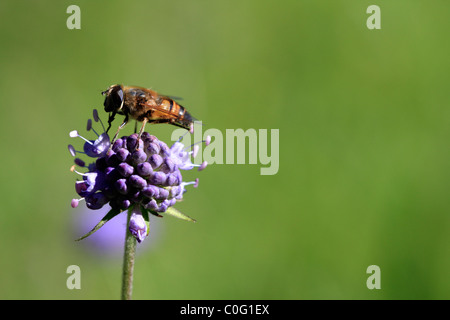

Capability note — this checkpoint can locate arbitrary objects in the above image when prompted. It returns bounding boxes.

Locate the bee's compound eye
[104,85,123,112]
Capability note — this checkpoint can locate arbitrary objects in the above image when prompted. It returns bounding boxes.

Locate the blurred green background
[0,0,449,299]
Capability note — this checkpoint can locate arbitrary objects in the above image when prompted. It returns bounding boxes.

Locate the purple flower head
[69,110,208,243]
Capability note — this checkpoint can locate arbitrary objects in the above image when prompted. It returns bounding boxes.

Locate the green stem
[121,208,137,300]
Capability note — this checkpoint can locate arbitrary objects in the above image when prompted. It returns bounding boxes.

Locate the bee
[102,84,196,143]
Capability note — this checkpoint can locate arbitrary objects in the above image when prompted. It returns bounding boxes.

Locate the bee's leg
[134,120,138,134]
[106,111,117,134]
[135,118,149,150]
[109,115,128,150]
[133,119,174,150]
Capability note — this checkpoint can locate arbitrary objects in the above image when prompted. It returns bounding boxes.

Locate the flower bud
[129,207,147,243]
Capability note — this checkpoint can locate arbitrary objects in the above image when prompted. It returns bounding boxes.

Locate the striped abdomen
[153,97,195,130]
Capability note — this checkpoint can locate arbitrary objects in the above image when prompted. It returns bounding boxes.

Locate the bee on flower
[68,109,210,243]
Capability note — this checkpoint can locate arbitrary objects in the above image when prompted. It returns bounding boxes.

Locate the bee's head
[102,84,124,113]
